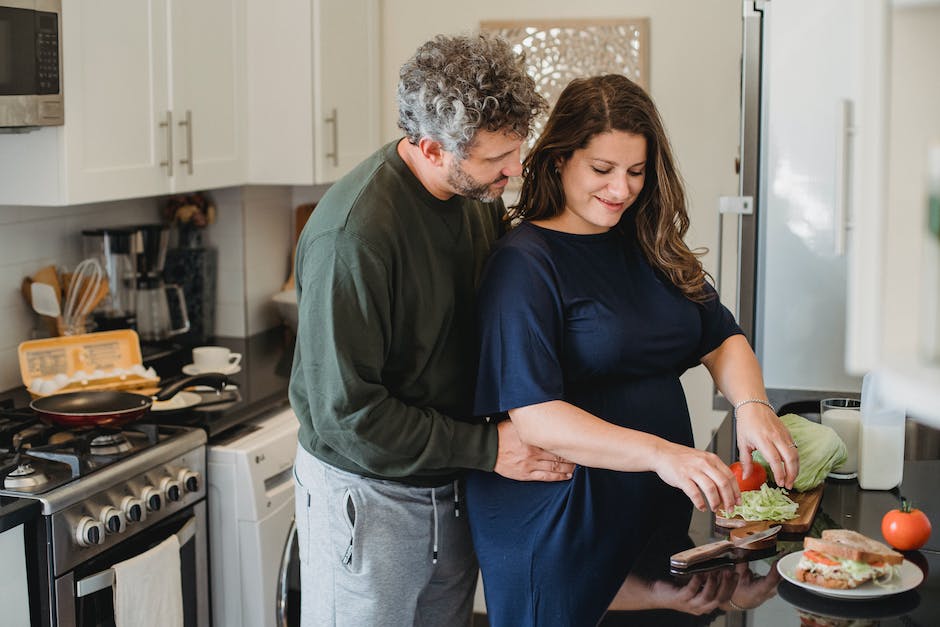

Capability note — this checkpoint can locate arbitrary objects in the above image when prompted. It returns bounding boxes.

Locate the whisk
[62,258,104,335]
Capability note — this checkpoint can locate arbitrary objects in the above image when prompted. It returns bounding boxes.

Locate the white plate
[151,391,202,412]
[182,363,241,376]
[776,550,924,599]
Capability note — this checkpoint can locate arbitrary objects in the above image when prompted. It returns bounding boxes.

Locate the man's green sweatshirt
[289,141,503,486]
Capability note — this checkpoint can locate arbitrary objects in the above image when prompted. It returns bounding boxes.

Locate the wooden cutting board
[714,484,825,533]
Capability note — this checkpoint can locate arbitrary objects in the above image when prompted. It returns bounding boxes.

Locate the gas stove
[1,420,172,495]
[0,402,206,582]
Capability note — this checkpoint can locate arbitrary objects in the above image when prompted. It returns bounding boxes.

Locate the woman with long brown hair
[466,74,797,626]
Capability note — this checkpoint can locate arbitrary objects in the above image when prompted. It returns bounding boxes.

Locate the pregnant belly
[567,374,693,446]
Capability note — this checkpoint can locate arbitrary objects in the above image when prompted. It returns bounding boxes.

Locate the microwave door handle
[74,517,198,598]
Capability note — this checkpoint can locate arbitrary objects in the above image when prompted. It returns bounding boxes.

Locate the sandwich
[797,610,875,627]
[795,529,903,589]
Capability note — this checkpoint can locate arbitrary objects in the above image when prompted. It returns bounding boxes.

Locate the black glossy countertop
[0,498,40,533]
[598,413,940,627]
[148,326,295,438]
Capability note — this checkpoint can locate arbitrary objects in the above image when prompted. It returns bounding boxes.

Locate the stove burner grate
[89,431,133,454]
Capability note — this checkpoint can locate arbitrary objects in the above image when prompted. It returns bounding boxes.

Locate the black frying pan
[29,373,228,429]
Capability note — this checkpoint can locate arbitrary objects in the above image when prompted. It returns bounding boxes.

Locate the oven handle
[74,517,197,598]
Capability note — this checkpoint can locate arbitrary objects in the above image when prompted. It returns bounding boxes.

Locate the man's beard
[447,160,507,202]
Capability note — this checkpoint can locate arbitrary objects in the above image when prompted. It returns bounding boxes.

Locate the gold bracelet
[733,398,775,419]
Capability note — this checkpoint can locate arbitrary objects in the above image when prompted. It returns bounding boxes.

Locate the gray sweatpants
[293,445,478,627]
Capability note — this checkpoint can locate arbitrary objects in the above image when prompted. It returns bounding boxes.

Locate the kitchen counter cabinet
[0,500,36,627]
[0,0,246,206]
[597,413,940,626]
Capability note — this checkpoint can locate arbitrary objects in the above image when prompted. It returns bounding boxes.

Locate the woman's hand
[734,403,799,489]
[651,442,740,513]
[648,569,739,615]
[725,560,781,610]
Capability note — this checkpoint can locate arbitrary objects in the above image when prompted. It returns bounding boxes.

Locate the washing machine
[208,405,300,627]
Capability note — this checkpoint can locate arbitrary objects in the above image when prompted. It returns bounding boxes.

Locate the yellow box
[18,329,160,396]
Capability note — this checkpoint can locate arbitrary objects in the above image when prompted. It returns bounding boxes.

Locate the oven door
[57,502,208,627]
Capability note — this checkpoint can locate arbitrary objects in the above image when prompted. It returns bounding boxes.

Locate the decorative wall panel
[482,18,650,154]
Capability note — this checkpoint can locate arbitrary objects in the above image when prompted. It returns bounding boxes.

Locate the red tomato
[730,461,767,492]
[882,499,932,551]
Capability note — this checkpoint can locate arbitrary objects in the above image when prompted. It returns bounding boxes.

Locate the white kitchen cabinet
[0,0,245,205]
[312,0,380,183]
[860,4,940,427]
[245,0,380,185]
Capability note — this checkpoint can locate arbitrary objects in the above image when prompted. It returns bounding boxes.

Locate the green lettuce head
[753,413,847,492]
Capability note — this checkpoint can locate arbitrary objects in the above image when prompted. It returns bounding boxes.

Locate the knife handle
[670,539,736,568]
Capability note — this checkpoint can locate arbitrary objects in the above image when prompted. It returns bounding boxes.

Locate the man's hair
[397,33,546,159]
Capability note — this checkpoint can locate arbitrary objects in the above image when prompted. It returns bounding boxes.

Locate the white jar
[857,371,906,490]
[857,414,905,490]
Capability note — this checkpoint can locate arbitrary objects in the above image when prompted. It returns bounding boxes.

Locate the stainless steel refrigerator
[722,0,891,409]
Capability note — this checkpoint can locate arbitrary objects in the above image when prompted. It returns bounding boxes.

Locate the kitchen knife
[669,525,781,570]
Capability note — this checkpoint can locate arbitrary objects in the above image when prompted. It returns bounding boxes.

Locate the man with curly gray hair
[289,32,570,626]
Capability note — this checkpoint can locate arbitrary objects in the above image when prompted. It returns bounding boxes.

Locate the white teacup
[192,346,242,372]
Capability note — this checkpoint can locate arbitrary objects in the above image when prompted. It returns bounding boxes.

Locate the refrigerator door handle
[834,99,856,256]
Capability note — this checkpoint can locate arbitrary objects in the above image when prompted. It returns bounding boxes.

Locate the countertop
[599,413,940,627]
[0,497,40,533]
[148,326,295,438]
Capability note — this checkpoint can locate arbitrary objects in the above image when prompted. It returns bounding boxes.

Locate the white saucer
[151,391,202,412]
[182,363,241,376]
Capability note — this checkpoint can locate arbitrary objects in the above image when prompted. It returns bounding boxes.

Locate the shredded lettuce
[719,483,799,521]
[753,413,848,491]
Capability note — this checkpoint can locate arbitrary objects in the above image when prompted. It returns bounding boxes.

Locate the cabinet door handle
[159,111,174,177]
[325,108,339,167]
[178,109,194,175]
[834,99,855,256]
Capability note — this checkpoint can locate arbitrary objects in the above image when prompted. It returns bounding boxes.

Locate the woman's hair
[511,74,710,302]
[397,33,547,159]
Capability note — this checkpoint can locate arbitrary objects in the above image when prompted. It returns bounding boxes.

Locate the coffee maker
[132,224,190,342]
[82,227,139,331]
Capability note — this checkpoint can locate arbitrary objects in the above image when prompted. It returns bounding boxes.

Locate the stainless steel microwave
[0,0,63,129]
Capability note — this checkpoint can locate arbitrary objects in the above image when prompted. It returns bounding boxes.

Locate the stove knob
[160,477,182,503]
[178,469,201,493]
[76,516,105,547]
[99,506,126,534]
[121,496,146,523]
[142,486,162,512]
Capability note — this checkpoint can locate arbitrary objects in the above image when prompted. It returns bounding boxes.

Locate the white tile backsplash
[0,198,159,390]
[243,186,293,335]
[0,185,320,392]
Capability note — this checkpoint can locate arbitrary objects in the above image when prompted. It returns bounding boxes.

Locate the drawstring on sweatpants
[453,480,461,517]
[431,488,439,564]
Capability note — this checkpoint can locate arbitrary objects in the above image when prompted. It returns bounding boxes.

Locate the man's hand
[494,420,574,481]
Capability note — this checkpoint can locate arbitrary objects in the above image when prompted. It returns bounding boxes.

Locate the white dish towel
[112,533,183,627]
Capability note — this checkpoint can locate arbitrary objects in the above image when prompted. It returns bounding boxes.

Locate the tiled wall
[0,198,159,390]
[0,185,314,392]
[208,186,298,338]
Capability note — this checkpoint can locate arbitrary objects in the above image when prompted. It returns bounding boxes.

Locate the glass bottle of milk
[857,372,905,490]
[820,398,860,478]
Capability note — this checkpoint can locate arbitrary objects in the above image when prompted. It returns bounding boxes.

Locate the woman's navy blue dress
[467,221,742,627]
